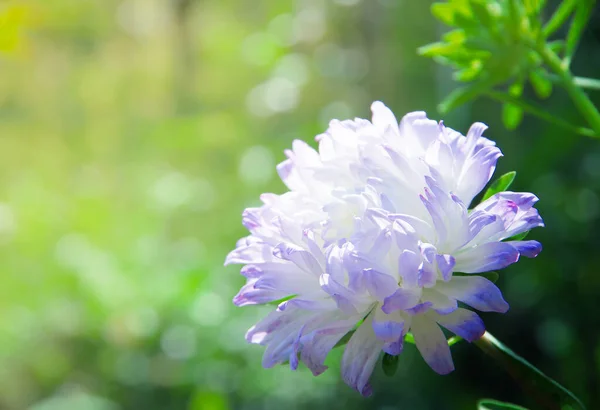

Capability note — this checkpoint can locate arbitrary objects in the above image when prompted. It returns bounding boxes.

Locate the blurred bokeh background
[0,0,599,409]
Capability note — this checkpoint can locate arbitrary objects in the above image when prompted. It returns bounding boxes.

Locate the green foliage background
[0,1,598,409]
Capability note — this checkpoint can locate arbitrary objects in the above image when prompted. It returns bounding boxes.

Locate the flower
[226,102,543,396]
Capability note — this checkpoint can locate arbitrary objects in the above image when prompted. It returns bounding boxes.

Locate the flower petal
[436,254,455,281]
[411,315,454,375]
[422,288,457,314]
[300,317,359,376]
[381,288,422,314]
[434,308,485,342]
[341,314,384,396]
[435,276,509,313]
[274,242,323,275]
[454,242,520,273]
[372,308,405,343]
[363,268,398,301]
[233,279,289,307]
[508,240,542,258]
[371,101,399,136]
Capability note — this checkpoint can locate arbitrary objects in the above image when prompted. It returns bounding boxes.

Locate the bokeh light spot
[0,203,17,243]
[319,101,353,126]
[161,325,197,360]
[268,13,295,46]
[333,0,361,6]
[152,172,193,210]
[241,32,280,67]
[536,319,574,358]
[293,8,326,44]
[273,53,310,87]
[190,291,226,327]
[566,188,599,222]
[238,146,275,185]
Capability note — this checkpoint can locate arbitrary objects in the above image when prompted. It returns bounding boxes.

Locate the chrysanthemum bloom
[226,102,543,396]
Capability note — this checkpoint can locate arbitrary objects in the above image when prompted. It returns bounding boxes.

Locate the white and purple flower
[226,102,543,396]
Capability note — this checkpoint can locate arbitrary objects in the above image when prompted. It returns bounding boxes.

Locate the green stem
[574,77,600,91]
[545,75,600,91]
[483,90,596,138]
[538,44,600,135]
[564,1,595,66]
[542,0,577,38]
[474,332,586,410]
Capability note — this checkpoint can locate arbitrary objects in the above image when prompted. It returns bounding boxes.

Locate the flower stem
[483,90,596,138]
[542,0,577,38]
[545,75,600,91]
[474,332,586,410]
[538,45,600,136]
[574,77,600,91]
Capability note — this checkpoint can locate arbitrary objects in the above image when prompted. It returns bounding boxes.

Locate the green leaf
[267,294,296,306]
[477,399,529,410]
[453,60,483,82]
[523,0,546,16]
[482,171,517,201]
[431,3,456,26]
[474,332,586,410]
[484,90,596,137]
[507,0,525,38]
[447,336,463,347]
[529,69,553,99]
[565,1,594,63]
[470,1,492,28]
[480,271,500,283]
[334,330,354,348]
[381,353,399,376]
[405,332,463,346]
[506,231,529,241]
[442,29,466,44]
[417,41,462,58]
[542,0,577,38]
[438,82,490,114]
[502,103,524,130]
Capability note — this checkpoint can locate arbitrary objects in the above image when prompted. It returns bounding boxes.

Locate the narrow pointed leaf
[480,271,500,283]
[431,3,456,26]
[405,332,463,347]
[438,82,490,114]
[506,231,529,241]
[334,330,354,348]
[474,332,586,410]
[268,294,296,306]
[478,399,529,410]
[482,171,517,201]
[470,2,492,28]
[542,0,577,38]
[447,336,463,347]
[565,1,594,62]
[333,317,365,348]
[523,0,546,16]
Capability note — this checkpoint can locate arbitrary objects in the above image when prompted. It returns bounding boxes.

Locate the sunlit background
[0,0,599,409]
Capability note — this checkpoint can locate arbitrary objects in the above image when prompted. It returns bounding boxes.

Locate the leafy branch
[419,0,600,137]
